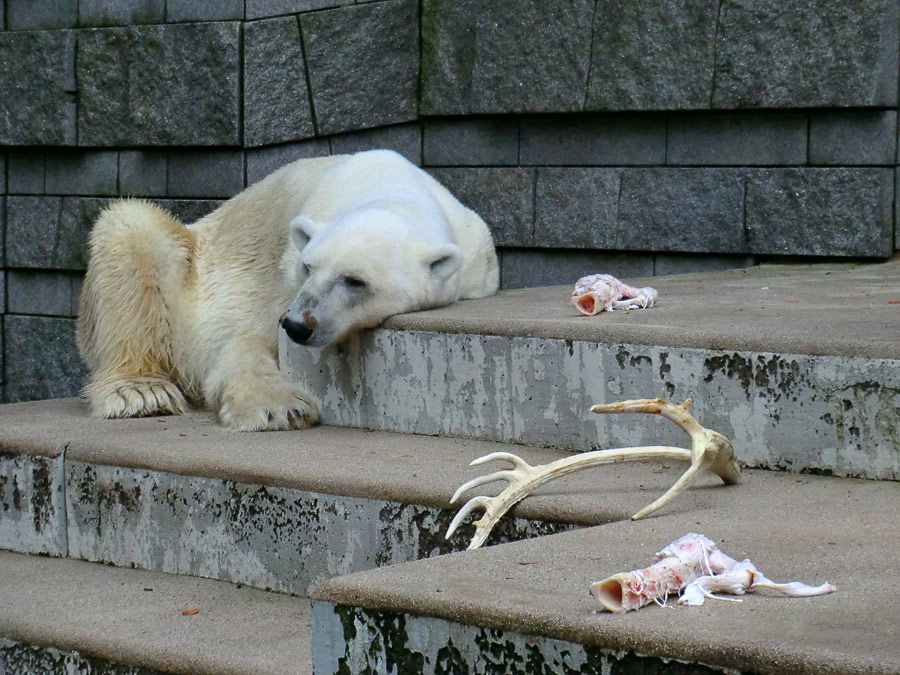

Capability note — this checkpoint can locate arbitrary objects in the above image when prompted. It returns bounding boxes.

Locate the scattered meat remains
[571,274,658,315]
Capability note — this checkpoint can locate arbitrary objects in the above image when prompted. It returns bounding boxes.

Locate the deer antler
[446,398,741,550]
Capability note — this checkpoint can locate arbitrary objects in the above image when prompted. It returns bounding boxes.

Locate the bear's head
[281,208,463,347]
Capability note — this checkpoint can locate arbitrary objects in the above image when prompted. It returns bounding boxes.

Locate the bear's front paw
[86,376,189,419]
[219,385,319,432]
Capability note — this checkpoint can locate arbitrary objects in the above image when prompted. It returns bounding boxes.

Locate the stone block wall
[1,0,899,403]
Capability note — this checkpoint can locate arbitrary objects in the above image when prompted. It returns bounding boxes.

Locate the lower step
[311,470,900,675]
[2,398,631,594]
[0,551,311,675]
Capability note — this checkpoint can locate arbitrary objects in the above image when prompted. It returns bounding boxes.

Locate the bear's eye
[301,263,311,276]
[342,275,367,289]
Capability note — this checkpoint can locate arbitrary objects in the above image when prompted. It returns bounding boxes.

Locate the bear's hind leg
[78,201,193,419]
[85,376,188,419]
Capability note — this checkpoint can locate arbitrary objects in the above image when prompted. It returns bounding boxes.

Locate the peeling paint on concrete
[0,452,67,555]
[0,638,153,675]
[310,602,733,675]
[65,462,573,595]
[284,331,900,479]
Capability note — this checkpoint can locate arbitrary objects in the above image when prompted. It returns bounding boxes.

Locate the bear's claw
[86,376,189,419]
[219,389,319,432]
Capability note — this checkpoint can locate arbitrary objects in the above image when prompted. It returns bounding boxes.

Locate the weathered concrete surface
[0,551,311,675]
[312,604,730,675]
[0,452,67,555]
[312,472,900,675]
[381,260,900,359]
[0,398,671,521]
[284,260,900,479]
[64,461,569,595]
[1,638,153,674]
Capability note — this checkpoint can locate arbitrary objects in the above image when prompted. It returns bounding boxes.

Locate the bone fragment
[571,273,658,315]
[591,533,837,612]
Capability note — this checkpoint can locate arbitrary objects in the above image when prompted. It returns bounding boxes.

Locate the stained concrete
[0,551,311,675]
[283,260,900,479]
[312,468,900,675]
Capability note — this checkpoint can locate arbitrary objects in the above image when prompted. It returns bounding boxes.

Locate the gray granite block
[714,0,899,108]
[534,168,620,249]
[154,199,224,225]
[0,453,67,556]
[667,112,808,166]
[6,197,62,268]
[427,168,535,247]
[44,152,118,196]
[1,154,5,192]
[3,315,87,404]
[0,270,5,315]
[330,124,422,165]
[654,253,756,277]
[244,16,315,147]
[246,0,353,19]
[118,151,168,197]
[78,0,165,26]
[71,275,83,315]
[421,0,594,114]
[520,115,666,166]
[7,271,78,317]
[618,169,748,253]
[0,31,76,145]
[810,110,897,166]
[167,151,245,198]
[586,0,719,110]
[500,249,654,290]
[246,140,331,186]
[166,0,243,21]
[7,154,45,195]
[423,118,519,166]
[302,0,419,135]
[5,197,102,270]
[78,23,241,146]
[6,0,77,29]
[746,168,894,257]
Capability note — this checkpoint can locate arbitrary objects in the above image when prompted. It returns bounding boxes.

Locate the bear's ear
[290,214,322,251]
[427,243,463,282]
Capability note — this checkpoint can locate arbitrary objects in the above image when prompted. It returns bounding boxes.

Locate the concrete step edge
[0,550,311,675]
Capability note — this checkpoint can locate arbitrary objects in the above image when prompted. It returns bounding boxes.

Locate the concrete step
[1,397,701,593]
[0,550,311,675]
[282,259,900,480]
[311,468,900,675]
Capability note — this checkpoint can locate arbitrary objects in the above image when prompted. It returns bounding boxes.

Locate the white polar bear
[77,150,499,431]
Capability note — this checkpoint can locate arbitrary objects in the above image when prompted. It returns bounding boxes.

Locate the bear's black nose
[282,317,314,344]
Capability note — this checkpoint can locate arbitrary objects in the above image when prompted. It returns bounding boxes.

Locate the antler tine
[469,451,533,470]
[450,470,520,504]
[445,496,492,540]
[630,458,710,520]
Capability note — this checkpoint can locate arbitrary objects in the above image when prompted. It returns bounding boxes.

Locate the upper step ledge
[380,260,900,360]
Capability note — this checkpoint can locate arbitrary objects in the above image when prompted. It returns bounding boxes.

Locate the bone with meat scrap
[445,398,741,551]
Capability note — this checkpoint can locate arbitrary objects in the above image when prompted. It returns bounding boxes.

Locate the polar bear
[77,150,499,431]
